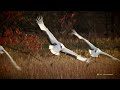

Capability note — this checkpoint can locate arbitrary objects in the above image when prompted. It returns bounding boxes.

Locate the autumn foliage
[0,11,78,54]
[1,11,119,55]
[0,11,42,55]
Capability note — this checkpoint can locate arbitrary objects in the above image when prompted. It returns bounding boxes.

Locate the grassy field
[0,35,120,79]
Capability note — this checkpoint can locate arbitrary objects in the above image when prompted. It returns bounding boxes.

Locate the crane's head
[60,43,65,49]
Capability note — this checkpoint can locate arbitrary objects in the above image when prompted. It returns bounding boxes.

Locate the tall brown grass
[0,36,120,79]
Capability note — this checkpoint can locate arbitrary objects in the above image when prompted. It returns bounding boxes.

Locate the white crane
[36,16,90,62]
[72,29,120,63]
[0,45,21,70]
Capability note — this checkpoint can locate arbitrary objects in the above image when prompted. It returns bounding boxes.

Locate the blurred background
[0,11,120,79]
[1,11,120,37]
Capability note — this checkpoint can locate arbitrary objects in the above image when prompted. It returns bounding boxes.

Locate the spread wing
[100,51,120,61]
[0,46,21,70]
[61,47,87,61]
[61,47,78,57]
[72,29,97,50]
[36,16,59,44]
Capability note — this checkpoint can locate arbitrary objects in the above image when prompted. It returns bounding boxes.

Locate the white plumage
[72,29,120,62]
[36,16,90,62]
[0,45,21,70]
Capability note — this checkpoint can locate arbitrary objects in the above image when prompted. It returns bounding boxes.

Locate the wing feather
[36,16,59,44]
[1,46,21,70]
[72,30,97,50]
[61,47,87,61]
[100,51,120,61]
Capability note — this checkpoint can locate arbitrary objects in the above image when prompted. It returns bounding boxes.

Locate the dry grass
[0,36,120,79]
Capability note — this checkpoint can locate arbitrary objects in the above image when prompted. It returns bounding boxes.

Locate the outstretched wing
[61,47,78,56]
[36,16,59,44]
[100,51,120,61]
[72,29,97,50]
[61,47,87,61]
[0,46,21,70]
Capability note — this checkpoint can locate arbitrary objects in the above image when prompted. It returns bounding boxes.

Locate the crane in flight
[72,29,120,63]
[36,16,91,62]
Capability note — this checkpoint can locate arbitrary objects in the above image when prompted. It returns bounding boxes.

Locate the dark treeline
[0,11,120,38]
